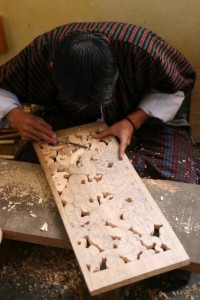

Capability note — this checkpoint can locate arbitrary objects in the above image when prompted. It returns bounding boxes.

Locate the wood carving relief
[39,128,173,271]
[34,123,189,295]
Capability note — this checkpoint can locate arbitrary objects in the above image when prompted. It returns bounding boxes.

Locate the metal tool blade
[56,137,88,149]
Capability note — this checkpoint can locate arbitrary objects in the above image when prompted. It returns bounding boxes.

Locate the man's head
[52,31,118,111]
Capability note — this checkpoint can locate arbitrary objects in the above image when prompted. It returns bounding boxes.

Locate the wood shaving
[30,213,37,218]
[143,179,179,193]
[40,222,48,232]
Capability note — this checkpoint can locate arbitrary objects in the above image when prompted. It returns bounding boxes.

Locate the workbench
[0,159,199,274]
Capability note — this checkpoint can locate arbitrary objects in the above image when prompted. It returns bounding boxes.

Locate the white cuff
[0,88,22,120]
[138,89,184,123]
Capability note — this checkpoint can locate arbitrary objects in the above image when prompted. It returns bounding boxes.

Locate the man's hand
[93,108,149,159]
[93,119,134,160]
[6,108,57,143]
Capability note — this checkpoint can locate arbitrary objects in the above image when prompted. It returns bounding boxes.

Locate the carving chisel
[56,137,88,149]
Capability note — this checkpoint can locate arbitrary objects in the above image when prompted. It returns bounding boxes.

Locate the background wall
[0,0,200,67]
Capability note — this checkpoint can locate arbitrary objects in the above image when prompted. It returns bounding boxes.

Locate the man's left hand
[93,119,134,159]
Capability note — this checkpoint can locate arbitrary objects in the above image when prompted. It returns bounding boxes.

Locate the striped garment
[0,22,198,183]
[0,22,196,125]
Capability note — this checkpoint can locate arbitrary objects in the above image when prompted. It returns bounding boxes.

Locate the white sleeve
[138,89,184,123]
[0,88,22,121]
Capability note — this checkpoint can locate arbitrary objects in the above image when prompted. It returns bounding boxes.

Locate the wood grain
[0,17,8,53]
[33,122,190,296]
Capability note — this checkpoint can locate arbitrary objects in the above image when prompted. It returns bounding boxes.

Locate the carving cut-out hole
[89,198,94,203]
[119,213,123,220]
[162,244,171,251]
[61,199,67,207]
[81,180,86,184]
[112,236,121,240]
[100,258,107,270]
[125,197,132,203]
[86,238,90,248]
[103,192,110,198]
[107,162,113,168]
[81,211,90,217]
[120,256,129,263]
[86,264,91,271]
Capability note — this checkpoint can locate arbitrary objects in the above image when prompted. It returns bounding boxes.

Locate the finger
[119,142,127,160]
[34,120,56,139]
[93,128,112,139]
[119,137,131,160]
[21,132,43,142]
[23,116,55,139]
[21,126,56,144]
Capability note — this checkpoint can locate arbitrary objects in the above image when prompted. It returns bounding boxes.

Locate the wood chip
[30,213,37,218]
[40,222,48,232]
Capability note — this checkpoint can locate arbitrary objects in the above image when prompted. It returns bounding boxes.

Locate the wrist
[126,108,149,130]
[6,107,24,123]
[125,116,137,131]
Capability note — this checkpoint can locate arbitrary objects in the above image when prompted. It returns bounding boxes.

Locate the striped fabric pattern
[0,22,198,183]
[0,22,196,126]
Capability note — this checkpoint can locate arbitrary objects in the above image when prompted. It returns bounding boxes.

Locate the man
[0,22,198,183]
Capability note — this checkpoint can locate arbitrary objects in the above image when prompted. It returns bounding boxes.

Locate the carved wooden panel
[33,122,189,295]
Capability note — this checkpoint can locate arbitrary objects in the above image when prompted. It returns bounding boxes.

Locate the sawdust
[143,179,180,193]
[0,160,51,198]
[0,160,55,213]
[0,243,82,299]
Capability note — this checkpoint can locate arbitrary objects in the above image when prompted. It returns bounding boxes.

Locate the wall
[0,0,200,67]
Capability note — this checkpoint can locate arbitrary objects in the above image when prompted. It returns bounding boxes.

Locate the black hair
[52,31,118,110]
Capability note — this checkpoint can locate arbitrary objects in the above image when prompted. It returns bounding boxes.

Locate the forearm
[0,88,22,121]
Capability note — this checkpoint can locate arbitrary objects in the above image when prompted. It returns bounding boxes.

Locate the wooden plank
[0,17,8,53]
[0,159,70,249]
[190,68,200,142]
[144,179,200,273]
[33,122,190,296]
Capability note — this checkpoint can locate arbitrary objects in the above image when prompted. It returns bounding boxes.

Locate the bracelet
[125,116,137,131]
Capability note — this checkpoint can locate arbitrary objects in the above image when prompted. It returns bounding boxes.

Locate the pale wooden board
[0,159,70,249]
[33,122,190,296]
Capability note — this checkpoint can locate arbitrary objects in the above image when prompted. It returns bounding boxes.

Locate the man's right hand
[6,108,57,144]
